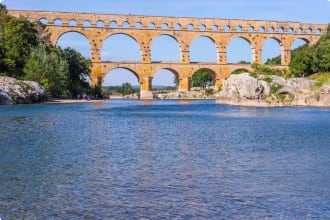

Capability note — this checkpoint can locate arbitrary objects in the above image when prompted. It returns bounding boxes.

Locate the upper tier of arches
[9,10,327,36]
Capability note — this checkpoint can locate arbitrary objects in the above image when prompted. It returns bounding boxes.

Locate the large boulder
[216,73,270,104]
[216,73,330,107]
[0,76,48,105]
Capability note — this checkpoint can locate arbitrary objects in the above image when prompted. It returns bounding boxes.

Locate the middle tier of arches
[51,26,317,66]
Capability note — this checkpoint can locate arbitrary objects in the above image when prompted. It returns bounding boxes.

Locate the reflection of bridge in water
[9,10,327,98]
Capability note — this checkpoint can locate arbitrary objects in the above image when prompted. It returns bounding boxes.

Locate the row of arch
[57,32,309,64]
[101,67,222,88]
[33,17,323,35]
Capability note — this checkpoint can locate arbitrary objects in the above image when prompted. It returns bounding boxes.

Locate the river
[0,100,329,219]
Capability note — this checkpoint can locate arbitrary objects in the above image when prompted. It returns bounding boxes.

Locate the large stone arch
[226,36,253,64]
[152,67,180,79]
[190,35,218,63]
[151,68,179,89]
[102,66,140,87]
[150,34,181,62]
[261,36,284,64]
[49,29,91,47]
[56,31,92,58]
[100,33,142,62]
[291,37,310,48]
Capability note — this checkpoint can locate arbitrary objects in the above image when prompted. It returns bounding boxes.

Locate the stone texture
[216,73,330,107]
[0,76,48,105]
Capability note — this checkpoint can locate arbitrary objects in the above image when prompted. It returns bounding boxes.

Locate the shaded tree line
[0,4,91,98]
[103,83,139,96]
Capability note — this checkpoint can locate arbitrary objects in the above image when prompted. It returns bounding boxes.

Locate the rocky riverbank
[0,76,48,105]
[216,73,330,107]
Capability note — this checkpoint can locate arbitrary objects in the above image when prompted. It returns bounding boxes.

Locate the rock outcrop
[216,73,330,107]
[0,76,48,105]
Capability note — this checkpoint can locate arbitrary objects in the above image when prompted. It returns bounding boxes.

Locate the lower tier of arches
[91,62,287,99]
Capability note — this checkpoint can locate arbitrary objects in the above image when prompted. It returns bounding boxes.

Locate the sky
[3,0,330,86]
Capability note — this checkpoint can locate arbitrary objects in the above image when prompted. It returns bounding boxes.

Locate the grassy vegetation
[308,72,330,89]
[270,83,283,94]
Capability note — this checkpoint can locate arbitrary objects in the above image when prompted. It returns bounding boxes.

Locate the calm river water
[0,100,329,219]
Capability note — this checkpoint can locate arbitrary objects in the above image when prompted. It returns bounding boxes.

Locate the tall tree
[0,4,38,77]
[289,44,313,77]
[62,47,91,97]
[192,69,213,89]
[24,44,69,97]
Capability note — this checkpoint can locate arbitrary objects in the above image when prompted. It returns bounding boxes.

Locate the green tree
[24,44,69,97]
[311,24,330,73]
[0,4,38,77]
[62,47,91,97]
[289,44,313,77]
[192,69,213,89]
[265,55,281,65]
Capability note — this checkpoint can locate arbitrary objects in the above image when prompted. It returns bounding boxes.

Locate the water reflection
[0,100,329,219]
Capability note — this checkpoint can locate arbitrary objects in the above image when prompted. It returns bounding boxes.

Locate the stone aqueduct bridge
[9,10,328,98]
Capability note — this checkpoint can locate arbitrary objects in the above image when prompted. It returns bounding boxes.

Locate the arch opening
[161,23,169,30]
[236,26,242,32]
[56,32,91,59]
[212,25,218,32]
[96,20,104,28]
[53,19,62,26]
[227,37,252,64]
[262,38,281,64]
[69,19,77,26]
[102,68,140,97]
[39,18,48,25]
[231,68,251,75]
[148,22,155,29]
[122,21,130,29]
[101,34,141,62]
[291,39,309,50]
[190,36,217,63]
[135,22,143,29]
[152,69,178,91]
[110,21,117,28]
[83,20,91,27]
[174,23,181,30]
[191,69,215,90]
[187,24,194,31]
[151,35,180,62]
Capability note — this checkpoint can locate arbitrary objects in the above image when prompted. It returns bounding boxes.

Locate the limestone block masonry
[8,10,328,99]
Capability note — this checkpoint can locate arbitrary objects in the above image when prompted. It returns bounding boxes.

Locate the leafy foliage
[103,83,139,96]
[308,72,330,89]
[265,55,281,65]
[62,47,91,97]
[0,3,92,98]
[192,69,213,89]
[0,5,38,77]
[289,44,313,77]
[251,62,289,78]
[24,44,69,97]
[289,24,330,76]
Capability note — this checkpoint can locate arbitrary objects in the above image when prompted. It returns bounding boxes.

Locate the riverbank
[0,76,47,105]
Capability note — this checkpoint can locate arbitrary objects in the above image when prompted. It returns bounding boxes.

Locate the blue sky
[3,0,330,86]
